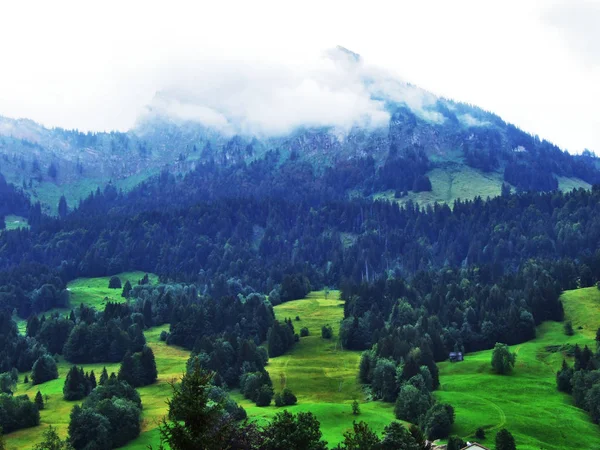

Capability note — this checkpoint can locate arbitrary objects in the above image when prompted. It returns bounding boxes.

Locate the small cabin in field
[449,351,463,362]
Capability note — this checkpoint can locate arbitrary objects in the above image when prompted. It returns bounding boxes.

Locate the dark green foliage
[422,403,455,440]
[121,280,132,298]
[394,385,431,423]
[281,274,311,302]
[108,276,121,289]
[158,363,233,450]
[117,346,158,388]
[58,196,68,220]
[495,428,517,450]
[24,376,28,384]
[255,384,274,407]
[352,400,360,415]
[34,391,44,410]
[0,373,16,395]
[268,320,296,357]
[99,367,108,386]
[68,377,142,449]
[379,422,420,450]
[0,394,40,433]
[159,330,168,341]
[475,427,486,440]
[491,343,517,374]
[564,321,574,336]
[62,314,146,364]
[556,360,574,393]
[371,359,397,402]
[63,366,93,401]
[321,325,333,339]
[275,388,297,407]
[33,425,70,450]
[338,420,380,449]
[262,410,328,450]
[68,405,111,450]
[31,355,58,385]
[447,435,466,450]
[300,327,309,337]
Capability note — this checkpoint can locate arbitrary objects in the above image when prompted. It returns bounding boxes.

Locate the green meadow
[231,291,397,447]
[435,287,600,450]
[7,284,600,449]
[4,215,29,231]
[15,271,159,333]
[4,324,189,450]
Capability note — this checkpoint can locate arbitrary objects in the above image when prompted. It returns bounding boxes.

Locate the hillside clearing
[435,287,600,450]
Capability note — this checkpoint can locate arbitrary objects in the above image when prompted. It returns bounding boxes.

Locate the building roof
[461,443,491,450]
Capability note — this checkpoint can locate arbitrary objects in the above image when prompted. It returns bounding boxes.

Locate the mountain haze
[0,47,597,214]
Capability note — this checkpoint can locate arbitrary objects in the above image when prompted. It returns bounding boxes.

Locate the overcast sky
[0,0,598,153]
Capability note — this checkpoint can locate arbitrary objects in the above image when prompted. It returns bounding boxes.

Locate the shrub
[255,385,274,407]
[159,330,169,342]
[321,325,333,339]
[108,276,122,289]
[31,355,58,385]
[300,327,309,337]
[475,427,486,440]
[352,400,360,415]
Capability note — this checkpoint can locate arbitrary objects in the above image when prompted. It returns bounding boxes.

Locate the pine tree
[99,367,108,386]
[122,280,132,299]
[139,346,158,386]
[495,428,517,450]
[64,366,87,400]
[118,352,138,386]
[58,195,68,219]
[88,370,97,392]
[143,300,153,327]
[35,391,44,410]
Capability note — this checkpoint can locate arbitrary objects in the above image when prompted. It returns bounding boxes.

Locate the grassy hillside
[67,271,159,311]
[231,291,397,447]
[4,215,29,230]
[435,287,600,450]
[14,271,159,332]
[5,324,189,450]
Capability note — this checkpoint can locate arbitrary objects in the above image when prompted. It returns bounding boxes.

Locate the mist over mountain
[0,46,598,215]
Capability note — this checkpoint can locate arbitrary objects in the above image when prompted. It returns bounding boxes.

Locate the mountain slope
[0,49,598,214]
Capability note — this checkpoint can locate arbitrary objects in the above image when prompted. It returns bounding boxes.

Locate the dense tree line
[5,157,600,315]
[556,334,600,424]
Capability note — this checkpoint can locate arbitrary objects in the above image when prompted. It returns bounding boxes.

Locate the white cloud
[144,49,395,136]
[0,0,598,152]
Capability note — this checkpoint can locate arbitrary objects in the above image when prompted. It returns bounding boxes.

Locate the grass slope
[5,324,189,450]
[435,287,600,450]
[231,291,396,448]
[4,215,29,231]
[15,271,159,332]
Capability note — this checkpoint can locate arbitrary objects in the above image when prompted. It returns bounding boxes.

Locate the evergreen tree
[118,352,137,387]
[495,428,517,450]
[63,366,87,400]
[121,280,132,298]
[108,276,122,289]
[35,391,44,410]
[139,346,158,386]
[99,367,108,386]
[158,363,231,450]
[58,196,68,219]
[142,300,153,327]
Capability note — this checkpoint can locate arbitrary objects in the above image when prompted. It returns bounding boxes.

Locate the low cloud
[142,47,435,137]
